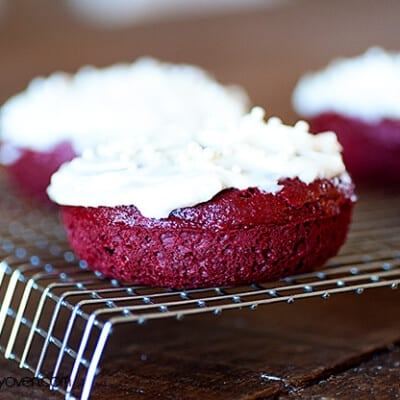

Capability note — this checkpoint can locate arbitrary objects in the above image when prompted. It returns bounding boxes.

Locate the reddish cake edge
[2,141,76,203]
[60,176,355,289]
[309,113,400,183]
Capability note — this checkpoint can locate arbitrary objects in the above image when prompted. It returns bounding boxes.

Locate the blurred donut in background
[293,48,400,185]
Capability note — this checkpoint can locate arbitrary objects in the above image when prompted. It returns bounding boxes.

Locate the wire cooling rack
[0,179,399,399]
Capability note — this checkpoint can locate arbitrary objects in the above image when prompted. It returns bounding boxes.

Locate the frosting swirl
[293,48,400,122]
[0,58,248,161]
[48,108,347,218]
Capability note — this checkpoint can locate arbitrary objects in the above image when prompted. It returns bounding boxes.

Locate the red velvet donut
[61,176,355,288]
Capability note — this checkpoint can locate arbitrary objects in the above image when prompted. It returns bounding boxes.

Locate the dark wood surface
[1,288,400,399]
[92,289,400,400]
[1,0,400,398]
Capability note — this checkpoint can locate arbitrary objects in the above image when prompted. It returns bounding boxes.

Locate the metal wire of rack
[0,181,399,399]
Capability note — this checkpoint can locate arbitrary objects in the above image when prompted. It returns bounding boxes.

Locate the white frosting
[47,107,347,218]
[293,48,400,122]
[0,58,248,163]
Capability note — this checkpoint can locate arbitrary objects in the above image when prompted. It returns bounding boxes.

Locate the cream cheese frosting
[47,107,347,218]
[0,58,248,163]
[292,47,400,122]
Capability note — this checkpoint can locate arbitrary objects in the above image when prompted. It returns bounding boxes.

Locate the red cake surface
[61,177,355,288]
[309,113,400,183]
[4,141,76,203]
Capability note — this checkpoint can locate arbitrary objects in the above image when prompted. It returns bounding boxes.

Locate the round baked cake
[293,48,400,183]
[48,108,356,288]
[0,58,248,201]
